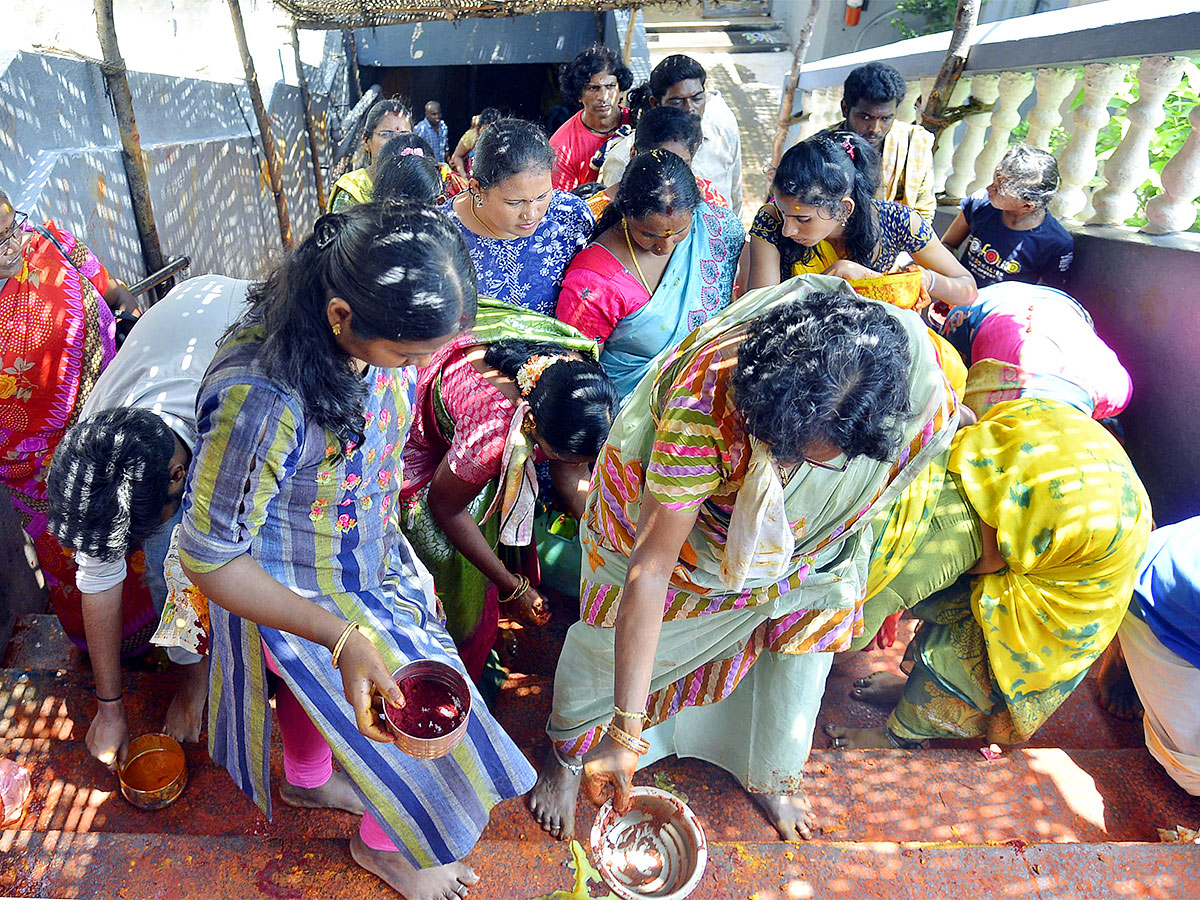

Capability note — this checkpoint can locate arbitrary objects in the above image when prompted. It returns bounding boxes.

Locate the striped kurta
[178,331,535,867]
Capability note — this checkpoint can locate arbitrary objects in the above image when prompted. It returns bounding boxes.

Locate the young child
[942,145,1073,288]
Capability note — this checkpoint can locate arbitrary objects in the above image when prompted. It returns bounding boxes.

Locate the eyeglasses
[776,452,850,480]
[1,211,28,251]
[803,454,849,473]
[374,129,407,141]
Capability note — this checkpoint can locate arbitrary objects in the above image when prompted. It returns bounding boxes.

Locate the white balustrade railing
[790,4,1200,235]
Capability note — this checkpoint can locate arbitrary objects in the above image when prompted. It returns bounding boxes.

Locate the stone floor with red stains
[1,599,1198,899]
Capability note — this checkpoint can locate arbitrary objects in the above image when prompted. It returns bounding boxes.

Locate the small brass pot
[119,733,187,810]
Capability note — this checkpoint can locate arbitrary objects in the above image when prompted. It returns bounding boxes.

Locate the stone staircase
[644,11,791,56]
[1,608,1198,899]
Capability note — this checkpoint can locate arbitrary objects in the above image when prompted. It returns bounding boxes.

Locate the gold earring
[332,322,342,336]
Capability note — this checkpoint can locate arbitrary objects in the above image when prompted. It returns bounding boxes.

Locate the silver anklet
[551,744,583,776]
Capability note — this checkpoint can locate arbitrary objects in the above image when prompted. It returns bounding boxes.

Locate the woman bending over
[401,303,619,683]
[748,132,976,307]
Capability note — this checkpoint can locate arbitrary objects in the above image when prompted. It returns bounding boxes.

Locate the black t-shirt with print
[959,191,1074,288]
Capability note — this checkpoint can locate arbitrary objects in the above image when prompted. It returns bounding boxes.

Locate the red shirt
[549,108,631,191]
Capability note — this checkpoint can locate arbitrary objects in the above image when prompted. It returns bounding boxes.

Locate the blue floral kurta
[178,330,535,867]
[444,190,593,315]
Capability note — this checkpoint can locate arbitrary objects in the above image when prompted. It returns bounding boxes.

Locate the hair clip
[516,355,568,396]
[314,214,342,250]
[399,147,425,157]
[841,138,855,160]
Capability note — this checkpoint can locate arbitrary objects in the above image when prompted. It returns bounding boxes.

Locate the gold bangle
[331,621,359,670]
[500,576,530,605]
[605,722,650,755]
[614,704,648,721]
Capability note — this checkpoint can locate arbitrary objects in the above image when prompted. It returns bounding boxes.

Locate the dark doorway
[357,62,567,152]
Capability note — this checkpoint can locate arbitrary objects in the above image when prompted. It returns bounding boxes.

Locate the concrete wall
[352,12,606,68]
[1066,229,1200,527]
[0,49,330,284]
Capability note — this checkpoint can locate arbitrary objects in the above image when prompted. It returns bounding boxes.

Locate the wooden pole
[292,23,327,213]
[622,8,638,66]
[228,0,293,249]
[919,0,982,140]
[343,30,363,107]
[93,0,169,299]
[768,0,821,182]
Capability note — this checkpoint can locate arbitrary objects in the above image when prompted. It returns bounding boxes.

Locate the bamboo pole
[292,23,327,213]
[93,0,169,300]
[919,0,982,140]
[768,0,820,182]
[343,30,363,106]
[622,7,638,65]
[228,0,293,249]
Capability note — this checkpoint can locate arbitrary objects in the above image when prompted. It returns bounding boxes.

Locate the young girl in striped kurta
[179,203,535,900]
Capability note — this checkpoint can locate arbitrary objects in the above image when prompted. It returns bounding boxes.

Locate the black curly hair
[560,44,633,107]
[47,407,178,561]
[994,145,1060,210]
[842,62,908,109]
[732,291,913,463]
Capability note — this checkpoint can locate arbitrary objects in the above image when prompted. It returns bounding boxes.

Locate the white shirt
[600,89,745,216]
[75,274,249,592]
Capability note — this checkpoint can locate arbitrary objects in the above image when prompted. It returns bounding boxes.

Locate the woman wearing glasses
[748,132,976,308]
[0,188,140,646]
[528,278,959,843]
[328,97,413,212]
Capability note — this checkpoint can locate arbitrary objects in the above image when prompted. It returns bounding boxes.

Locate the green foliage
[891,0,981,40]
[1092,60,1200,230]
[1005,59,1199,231]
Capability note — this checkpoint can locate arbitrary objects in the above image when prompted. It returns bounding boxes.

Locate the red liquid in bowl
[386,675,465,739]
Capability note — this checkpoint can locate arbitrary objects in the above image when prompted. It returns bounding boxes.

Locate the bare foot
[1095,638,1143,720]
[824,724,894,749]
[751,791,815,841]
[350,831,479,900]
[849,672,906,706]
[527,747,580,841]
[281,768,366,815]
[162,659,208,743]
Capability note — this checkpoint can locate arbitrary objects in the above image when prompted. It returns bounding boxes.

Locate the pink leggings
[265,642,397,852]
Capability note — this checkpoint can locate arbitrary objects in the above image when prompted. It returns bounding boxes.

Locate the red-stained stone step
[0,614,84,672]
[5,733,1198,847]
[2,831,1199,900]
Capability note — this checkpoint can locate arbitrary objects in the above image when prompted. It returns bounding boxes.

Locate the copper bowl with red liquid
[119,733,187,810]
[382,661,471,759]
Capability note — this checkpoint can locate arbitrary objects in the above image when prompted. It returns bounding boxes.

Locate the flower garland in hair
[516,355,568,397]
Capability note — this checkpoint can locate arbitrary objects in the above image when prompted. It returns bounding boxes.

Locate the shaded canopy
[278,0,666,29]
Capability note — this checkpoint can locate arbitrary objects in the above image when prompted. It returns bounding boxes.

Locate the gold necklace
[623,219,653,294]
[469,194,506,240]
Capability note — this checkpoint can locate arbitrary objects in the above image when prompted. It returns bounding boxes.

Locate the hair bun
[314,213,344,250]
